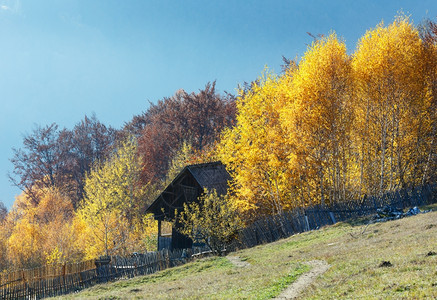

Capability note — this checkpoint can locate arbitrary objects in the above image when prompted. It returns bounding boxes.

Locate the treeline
[0,82,235,271]
[0,15,436,271]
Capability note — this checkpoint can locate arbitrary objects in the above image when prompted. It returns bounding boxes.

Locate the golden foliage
[280,33,353,206]
[352,15,433,195]
[218,16,436,221]
[1,15,436,271]
[76,136,156,259]
[5,188,78,268]
[218,69,295,218]
[177,189,243,255]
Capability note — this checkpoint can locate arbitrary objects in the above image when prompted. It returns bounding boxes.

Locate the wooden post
[329,212,336,224]
[304,215,310,231]
[157,219,162,251]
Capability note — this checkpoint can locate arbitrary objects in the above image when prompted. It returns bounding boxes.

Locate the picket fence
[0,248,193,300]
[237,184,436,249]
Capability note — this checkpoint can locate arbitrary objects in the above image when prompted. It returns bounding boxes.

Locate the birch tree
[352,16,433,196]
[77,137,148,259]
[280,33,352,206]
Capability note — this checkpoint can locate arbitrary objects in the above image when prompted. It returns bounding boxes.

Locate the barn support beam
[157,219,162,250]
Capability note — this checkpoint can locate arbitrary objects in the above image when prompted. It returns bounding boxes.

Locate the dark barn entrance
[145,162,230,251]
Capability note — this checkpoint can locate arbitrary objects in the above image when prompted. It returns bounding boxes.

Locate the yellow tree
[0,202,9,270]
[0,226,9,270]
[352,16,433,196]
[35,188,80,264]
[5,187,78,267]
[7,217,43,268]
[218,68,296,218]
[6,192,43,268]
[419,18,437,185]
[178,189,242,255]
[280,33,352,206]
[77,136,150,259]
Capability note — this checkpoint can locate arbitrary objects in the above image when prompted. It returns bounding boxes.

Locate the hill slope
[54,204,437,299]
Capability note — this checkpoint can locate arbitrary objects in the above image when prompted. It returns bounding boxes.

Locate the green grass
[52,203,437,299]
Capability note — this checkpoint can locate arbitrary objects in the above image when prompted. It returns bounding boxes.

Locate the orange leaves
[3,188,78,268]
[7,217,43,267]
[36,188,74,224]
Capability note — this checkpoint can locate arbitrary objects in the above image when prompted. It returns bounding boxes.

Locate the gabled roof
[186,161,230,195]
[145,161,231,220]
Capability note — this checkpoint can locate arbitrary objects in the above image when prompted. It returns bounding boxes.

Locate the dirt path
[274,260,330,299]
[227,255,251,267]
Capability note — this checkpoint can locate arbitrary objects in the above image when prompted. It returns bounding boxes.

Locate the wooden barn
[145,161,231,251]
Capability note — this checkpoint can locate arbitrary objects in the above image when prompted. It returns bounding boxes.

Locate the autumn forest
[0,16,436,272]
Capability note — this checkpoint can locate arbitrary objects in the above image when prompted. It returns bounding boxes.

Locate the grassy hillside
[53,204,437,299]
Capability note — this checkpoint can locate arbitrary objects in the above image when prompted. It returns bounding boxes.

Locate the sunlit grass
[52,203,437,299]
[302,203,437,299]
[53,250,309,299]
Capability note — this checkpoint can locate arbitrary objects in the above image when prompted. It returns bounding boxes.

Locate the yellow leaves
[76,136,157,258]
[281,33,352,206]
[45,246,64,265]
[134,214,158,252]
[3,188,79,268]
[219,15,435,215]
[7,217,43,267]
[352,14,433,194]
[83,136,145,218]
[165,141,196,185]
[218,68,295,217]
[178,189,243,255]
[353,16,424,95]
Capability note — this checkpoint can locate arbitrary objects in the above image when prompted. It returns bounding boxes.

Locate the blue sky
[1,0,436,209]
